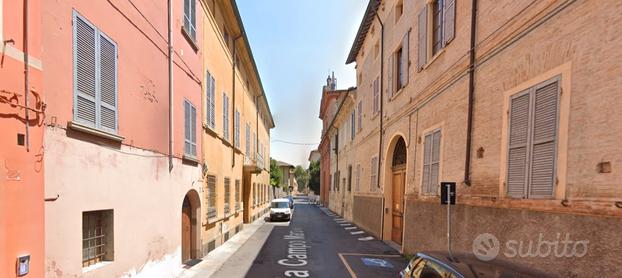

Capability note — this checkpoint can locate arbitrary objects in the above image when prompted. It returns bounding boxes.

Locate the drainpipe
[23,0,30,152]
[167,0,174,171]
[232,35,242,168]
[375,12,385,239]
[464,0,478,185]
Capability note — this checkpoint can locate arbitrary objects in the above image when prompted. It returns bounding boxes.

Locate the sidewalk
[177,214,273,278]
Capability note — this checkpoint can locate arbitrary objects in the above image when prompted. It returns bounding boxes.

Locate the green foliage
[270,158,282,188]
[307,160,320,194]
[294,165,310,192]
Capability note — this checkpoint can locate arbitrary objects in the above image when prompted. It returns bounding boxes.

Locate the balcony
[243,153,263,174]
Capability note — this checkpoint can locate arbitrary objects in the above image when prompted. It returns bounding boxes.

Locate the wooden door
[181,205,191,262]
[391,170,405,244]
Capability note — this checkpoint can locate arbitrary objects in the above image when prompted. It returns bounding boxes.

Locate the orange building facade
[0,0,45,277]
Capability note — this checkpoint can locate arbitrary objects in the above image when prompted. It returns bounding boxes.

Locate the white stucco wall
[44,128,203,277]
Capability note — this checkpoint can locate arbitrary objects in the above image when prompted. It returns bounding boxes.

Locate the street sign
[441,182,456,205]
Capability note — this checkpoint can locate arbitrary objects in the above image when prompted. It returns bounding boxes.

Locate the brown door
[181,205,191,262]
[391,169,405,244]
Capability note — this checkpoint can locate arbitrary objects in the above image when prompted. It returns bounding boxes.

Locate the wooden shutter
[431,130,441,194]
[223,93,228,140]
[422,133,432,194]
[401,31,409,86]
[207,175,216,218]
[245,123,251,156]
[529,80,559,198]
[443,0,456,45]
[234,110,240,147]
[98,34,118,132]
[373,78,379,113]
[206,71,215,129]
[184,100,191,154]
[191,103,197,156]
[507,91,530,198]
[417,6,428,71]
[210,76,216,128]
[74,14,97,127]
[387,52,393,98]
[358,101,362,130]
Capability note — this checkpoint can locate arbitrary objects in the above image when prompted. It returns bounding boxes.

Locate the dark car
[400,252,550,278]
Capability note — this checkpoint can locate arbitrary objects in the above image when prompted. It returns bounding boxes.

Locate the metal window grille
[82,211,109,267]
[224,177,231,214]
[207,175,217,219]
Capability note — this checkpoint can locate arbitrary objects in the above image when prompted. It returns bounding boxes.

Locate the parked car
[270,198,292,221]
[400,252,549,278]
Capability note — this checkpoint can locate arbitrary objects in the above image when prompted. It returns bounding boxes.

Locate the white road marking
[339,223,351,226]
[344,227,357,230]
[358,236,374,241]
[350,231,364,235]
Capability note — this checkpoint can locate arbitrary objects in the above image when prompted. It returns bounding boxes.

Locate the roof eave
[346,0,380,64]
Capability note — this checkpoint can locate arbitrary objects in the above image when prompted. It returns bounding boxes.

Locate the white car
[270,198,292,221]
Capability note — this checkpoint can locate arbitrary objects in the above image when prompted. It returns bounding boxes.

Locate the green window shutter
[443,0,456,45]
[73,13,97,127]
[507,91,530,198]
[529,80,559,198]
[417,6,428,71]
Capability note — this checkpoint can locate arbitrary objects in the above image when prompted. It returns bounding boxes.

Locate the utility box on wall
[17,255,30,276]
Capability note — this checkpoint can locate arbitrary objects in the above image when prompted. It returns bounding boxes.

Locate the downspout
[232,35,243,168]
[23,0,30,152]
[167,0,174,171]
[464,0,478,185]
[375,12,385,239]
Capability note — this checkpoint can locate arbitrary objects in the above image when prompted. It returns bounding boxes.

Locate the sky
[237,0,368,168]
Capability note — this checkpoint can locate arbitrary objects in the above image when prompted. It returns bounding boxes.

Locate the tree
[294,165,310,193]
[270,158,282,197]
[307,160,320,195]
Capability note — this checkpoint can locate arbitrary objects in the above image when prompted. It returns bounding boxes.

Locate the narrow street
[206,198,408,278]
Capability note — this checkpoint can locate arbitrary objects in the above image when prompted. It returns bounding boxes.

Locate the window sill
[203,124,218,137]
[68,121,124,142]
[82,261,113,273]
[421,48,446,71]
[389,87,406,102]
[181,27,199,52]
[182,154,200,164]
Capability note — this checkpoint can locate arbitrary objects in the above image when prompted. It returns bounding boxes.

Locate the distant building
[308,150,320,163]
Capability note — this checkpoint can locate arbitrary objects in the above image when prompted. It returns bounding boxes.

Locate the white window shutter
[507,92,530,198]
[74,14,97,127]
[529,81,559,198]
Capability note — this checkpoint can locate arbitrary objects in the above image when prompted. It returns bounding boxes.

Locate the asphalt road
[246,199,408,278]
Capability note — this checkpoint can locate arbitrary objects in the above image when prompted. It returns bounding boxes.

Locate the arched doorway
[182,190,201,264]
[390,137,407,245]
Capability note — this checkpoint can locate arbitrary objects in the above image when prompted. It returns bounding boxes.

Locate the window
[370,156,378,190]
[206,71,216,129]
[351,112,356,140]
[183,0,196,40]
[417,0,455,69]
[234,110,240,148]
[334,171,340,191]
[507,77,560,199]
[329,174,332,191]
[223,93,229,141]
[245,123,251,157]
[395,0,404,23]
[184,100,197,157]
[356,164,361,192]
[422,129,442,195]
[347,165,352,192]
[253,183,256,206]
[82,210,113,267]
[73,12,118,133]
[206,175,217,219]
[224,177,231,214]
[235,180,241,211]
[373,77,380,114]
[388,32,409,98]
[358,101,363,131]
